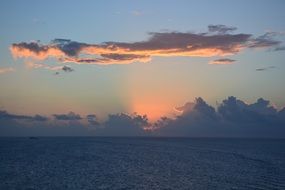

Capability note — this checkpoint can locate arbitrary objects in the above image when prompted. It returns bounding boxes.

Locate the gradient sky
[1,0,285,122]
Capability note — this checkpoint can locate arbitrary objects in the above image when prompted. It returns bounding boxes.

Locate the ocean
[0,137,284,190]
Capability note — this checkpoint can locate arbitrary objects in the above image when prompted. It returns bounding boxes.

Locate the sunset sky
[1,0,285,136]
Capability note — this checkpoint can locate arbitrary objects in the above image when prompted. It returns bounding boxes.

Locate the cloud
[62,65,74,72]
[87,114,99,126]
[96,113,149,136]
[249,32,281,48]
[209,58,236,65]
[156,97,285,137]
[0,110,48,121]
[53,112,82,120]
[208,24,237,34]
[25,61,74,74]
[11,25,283,65]
[0,67,15,74]
[275,46,285,51]
[25,61,63,71]
[1,97,285,137]
[0,110,94,136]
[256,66,276,71]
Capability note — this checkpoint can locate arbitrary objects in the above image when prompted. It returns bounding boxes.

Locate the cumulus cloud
[96,113,149,136]
[0,67,15,74]
[1,97,285,137]
[10,25,283,65]
[209,58,236,65]
[160,97,285,137]
[156,96,285,137]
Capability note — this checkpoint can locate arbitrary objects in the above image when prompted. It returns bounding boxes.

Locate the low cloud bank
[1,97,285,137]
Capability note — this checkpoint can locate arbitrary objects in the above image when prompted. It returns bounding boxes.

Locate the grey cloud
[256,66,275,71]
[249,32,281,48]
[51,39,86,56]
[0,110,48,121]
[1,96,285,137]
[96,113,149,136]
[53,112,82,120]
[87,114,99,126]
[62,65,74,72]
[275,46,285,51]
[208,24,237,34]
[111,32,251,52]
[156,97,285,138]
[210,58,236,65]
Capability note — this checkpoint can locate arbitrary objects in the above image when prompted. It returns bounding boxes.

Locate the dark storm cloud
[53,112,82,120]
[11,25,283,65]
[208,24,237,34]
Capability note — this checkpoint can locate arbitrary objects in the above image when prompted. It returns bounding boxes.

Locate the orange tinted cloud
[10,42,64,60]
[10,26,283,65]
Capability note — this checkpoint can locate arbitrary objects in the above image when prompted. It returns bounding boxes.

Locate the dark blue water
[0,137,285,190]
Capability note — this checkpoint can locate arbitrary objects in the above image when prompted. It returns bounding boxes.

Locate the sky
[0,0,285,137]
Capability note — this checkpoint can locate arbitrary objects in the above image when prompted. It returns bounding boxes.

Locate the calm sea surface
[0,137,285,190]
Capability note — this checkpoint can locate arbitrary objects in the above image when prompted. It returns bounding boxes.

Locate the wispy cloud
[209,58,236,65]
[10,25,284,65]
[53,112,82,121]
[208,24,237,34]
[25,61,74,74]
[256,66,276,71]
[25,61,62,71]
[0,67,15,74]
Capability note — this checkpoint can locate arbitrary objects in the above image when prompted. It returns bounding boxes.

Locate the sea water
[0,137,284,190]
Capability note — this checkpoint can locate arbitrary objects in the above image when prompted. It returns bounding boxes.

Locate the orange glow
[10,46,64,60]
[131,102,173,121]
